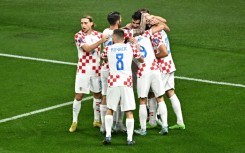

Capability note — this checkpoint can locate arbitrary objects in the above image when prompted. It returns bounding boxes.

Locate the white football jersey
[102,43,141,87]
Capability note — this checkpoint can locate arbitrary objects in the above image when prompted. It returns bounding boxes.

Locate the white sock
[158,101,168,127]
[100,105,107,129]
[126,118,134,141]
[116,105,120,124]
[170,94,184,125]
[113,110,117,126]
[148,98,157,125]
[139,104,147,131]
[72,99,81,123]
[93,98,101,122]
[118,105,124,126]
[105,115,113,138]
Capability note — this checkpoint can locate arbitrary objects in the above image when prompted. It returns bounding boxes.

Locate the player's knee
[166,89,175,98]
[75,93,83,101]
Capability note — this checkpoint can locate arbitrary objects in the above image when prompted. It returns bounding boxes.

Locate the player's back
[107,43,133,76]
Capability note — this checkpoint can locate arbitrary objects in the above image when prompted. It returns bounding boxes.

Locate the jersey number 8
[116,53,124,70]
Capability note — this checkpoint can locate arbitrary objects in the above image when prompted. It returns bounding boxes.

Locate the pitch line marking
[1,53,244,88]
[0,96,93,124]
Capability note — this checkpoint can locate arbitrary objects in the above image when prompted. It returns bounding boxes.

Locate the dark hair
[113,29,124,39]
[82,15,95,29]
[137,8,150,13]
[107,11,121,25]
[131,11,142,20]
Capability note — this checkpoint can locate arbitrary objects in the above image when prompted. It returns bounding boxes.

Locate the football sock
[72,99,81,123]
[118,105,124,126]
[93,98,101,122]
[170,94,184,125]
[158,101,168,127]
[100,104,107,129]
[126,118,134,141]
[148,98,157,125]
[105,115,113,138]
[139,104,147,131]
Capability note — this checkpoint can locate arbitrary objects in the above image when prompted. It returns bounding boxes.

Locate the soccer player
[154,30,185,130]
[69,15,109,132]
[100,11,126,133]
[146,30,169,129]
[128,11,169,135]
[142,9,185,130]
[101,29,144,145]
[100,11,148,133]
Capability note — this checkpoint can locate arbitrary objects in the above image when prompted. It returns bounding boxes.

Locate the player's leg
[114,103,126,132]
[166,72,185,130]
[100,95,107,133]
[147,92,157,128]
[103,108,113,145]
[103,87,120,145]
[134,97,147,135]
[151,71,168,135]
[167,89,185,129]
[100,71,109,132]
[69,73,89,132]
[93,92,102,128]
[156,96,168,135]
[69,93,83,132]
[91,76,102,128]
[120,87,136,145]
[125,111,135,145]
[134,75,150,135]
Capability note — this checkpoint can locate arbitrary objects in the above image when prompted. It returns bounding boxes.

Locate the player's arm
[137,55,144,63]
[131,43,144,63]
[145,14,170,33]
[82,34,109,53]
[155,44,168,59]
[150,22,170,34]
[153,15,167,23]
[101,46,108,62]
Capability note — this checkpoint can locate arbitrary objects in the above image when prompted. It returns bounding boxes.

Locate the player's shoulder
[160,30,167,37]
[91,30,103,38]
[74,30,85,39]
[102,28,112,34]
[75,30,83,36]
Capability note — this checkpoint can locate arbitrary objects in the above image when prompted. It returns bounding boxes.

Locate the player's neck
[109,25,119,30]
[85,29,93,35]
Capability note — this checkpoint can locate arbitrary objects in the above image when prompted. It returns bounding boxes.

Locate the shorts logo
[79,87,82,91]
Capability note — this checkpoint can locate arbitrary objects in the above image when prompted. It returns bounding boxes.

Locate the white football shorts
[162,72,175,91]
[137,70,165,98]
[106,86,136,112]
[75,73,101,94]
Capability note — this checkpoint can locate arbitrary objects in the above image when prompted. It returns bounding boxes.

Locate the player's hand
[102,34,109,42]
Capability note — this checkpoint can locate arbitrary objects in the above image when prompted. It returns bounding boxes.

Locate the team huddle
[69,8,185,145]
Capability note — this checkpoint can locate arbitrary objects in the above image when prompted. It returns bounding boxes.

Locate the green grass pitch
[0,0,244,153]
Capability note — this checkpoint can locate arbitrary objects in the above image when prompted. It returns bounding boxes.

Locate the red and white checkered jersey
[155,30,176,74]
[74,30,102,76]
[134,29,160,78]
[123,29,134,38]
[151,31,164,54]
[102,43,141,87]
